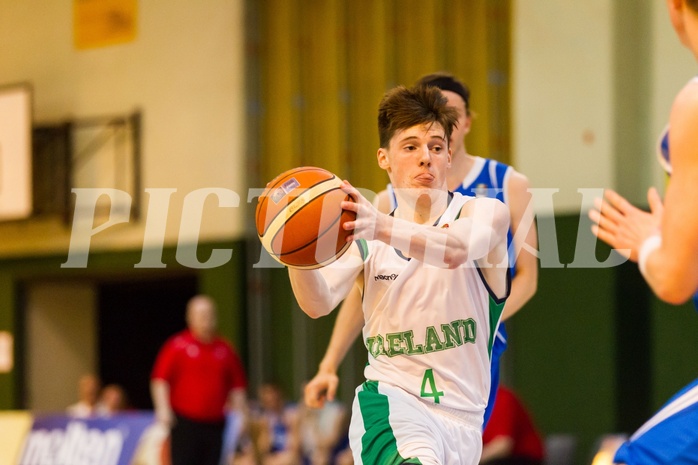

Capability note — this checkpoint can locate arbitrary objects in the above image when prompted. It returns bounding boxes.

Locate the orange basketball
[255,166,356,269]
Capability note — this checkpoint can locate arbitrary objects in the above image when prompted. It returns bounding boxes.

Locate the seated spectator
[296,387,348,465]
[235,381,300,465]
[481,385,545,465]
[66,373,101,418]
[97,383,129,416]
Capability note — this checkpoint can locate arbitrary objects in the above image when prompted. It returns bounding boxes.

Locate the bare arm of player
[644,82,698,303]
[288,245,364,319]
[591,80,698,304]
[341,181,510,276]
[502,171,538,320]
[304,285,364,408]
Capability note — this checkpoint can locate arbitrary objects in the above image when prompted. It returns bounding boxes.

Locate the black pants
[171,414,226,465]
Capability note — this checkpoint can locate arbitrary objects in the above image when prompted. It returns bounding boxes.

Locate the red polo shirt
[482,385,544,461]
[151,330,247,422]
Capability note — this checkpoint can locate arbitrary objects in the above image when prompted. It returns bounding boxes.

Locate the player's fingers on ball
[341,200,358,212]
[340,180,359,197]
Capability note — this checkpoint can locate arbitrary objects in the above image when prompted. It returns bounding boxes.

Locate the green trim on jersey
[356,239,369,262]
[357,381,423,465]
[488,296,506,358]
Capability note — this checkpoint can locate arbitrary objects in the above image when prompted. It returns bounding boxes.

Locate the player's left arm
[642,82,698,304]
[502,171,538,320]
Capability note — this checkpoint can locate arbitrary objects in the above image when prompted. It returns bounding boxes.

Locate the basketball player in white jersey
[303,73,538,430]
[288,84,510,464]
[590,1,698,463]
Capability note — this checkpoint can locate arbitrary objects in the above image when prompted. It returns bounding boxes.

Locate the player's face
[378,122,451,193]
[442,90,470,154]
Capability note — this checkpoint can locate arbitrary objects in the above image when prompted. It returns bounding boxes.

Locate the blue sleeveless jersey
[387,156,514,427]
[614,377,698,464]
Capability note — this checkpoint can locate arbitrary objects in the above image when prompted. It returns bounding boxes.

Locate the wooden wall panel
[254,0,511,192]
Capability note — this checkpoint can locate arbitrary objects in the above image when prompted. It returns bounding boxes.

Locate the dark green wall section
[509,213,698,463]
[651,298,698,408]
[0,273,17,409]
[508,214,617,463]
[199,244,248,361]
[261,267,342,401]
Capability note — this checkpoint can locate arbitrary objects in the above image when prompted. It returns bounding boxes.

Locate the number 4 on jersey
[420,368,444,404]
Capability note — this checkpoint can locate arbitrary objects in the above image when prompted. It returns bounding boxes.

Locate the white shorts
[349,381,482,465]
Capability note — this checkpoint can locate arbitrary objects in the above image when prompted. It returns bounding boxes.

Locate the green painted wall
[0,273,18,409]
[508,214,617,463]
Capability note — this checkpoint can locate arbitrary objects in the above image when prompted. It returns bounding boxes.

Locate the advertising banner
[18,412,156,465]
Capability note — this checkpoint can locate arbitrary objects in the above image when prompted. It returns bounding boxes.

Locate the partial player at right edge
[589,1,698,463]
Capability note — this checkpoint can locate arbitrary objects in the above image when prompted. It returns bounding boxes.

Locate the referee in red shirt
[151,295,248,465]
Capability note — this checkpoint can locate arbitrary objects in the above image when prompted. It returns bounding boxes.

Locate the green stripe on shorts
[357,381,422,465]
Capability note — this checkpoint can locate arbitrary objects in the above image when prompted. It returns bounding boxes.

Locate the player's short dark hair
[416,72,471,116]
[377,84,459,149]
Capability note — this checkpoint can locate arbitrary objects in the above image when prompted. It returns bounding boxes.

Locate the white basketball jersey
[359,192,505,416]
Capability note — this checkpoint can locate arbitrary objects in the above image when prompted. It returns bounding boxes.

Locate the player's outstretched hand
[304,369,339,409]
[589,188,663,262]
[340,180,386,242]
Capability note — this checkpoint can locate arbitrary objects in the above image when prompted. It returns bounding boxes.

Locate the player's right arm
[288,244,364,319]
[304,285,364,408]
